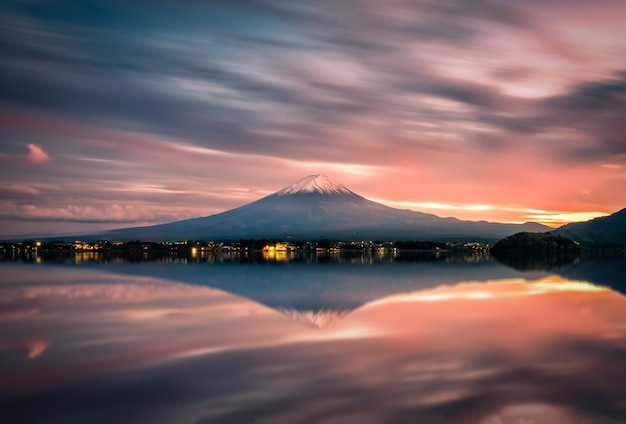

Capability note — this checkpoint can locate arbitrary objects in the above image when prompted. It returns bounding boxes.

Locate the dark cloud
[455,72,626,161]
[539,73,626,159]
[418,78,508,108]
[0,0,543,155]
[0,0,599,161]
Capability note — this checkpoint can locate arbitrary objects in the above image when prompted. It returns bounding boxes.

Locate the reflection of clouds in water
[1,264,626,423]
[27,338,49,359]
[0,338,50,360]
[178,336,625,424]
[75,334,622,424]
[368,276,608,307]
[480,404,581,424]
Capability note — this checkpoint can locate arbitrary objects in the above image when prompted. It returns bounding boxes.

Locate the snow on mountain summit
[275,174,355,196]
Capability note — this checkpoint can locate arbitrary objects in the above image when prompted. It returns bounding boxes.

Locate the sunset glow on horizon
[1,0,625,237]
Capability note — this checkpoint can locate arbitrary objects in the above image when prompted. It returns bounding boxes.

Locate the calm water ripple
[1,255,625,423]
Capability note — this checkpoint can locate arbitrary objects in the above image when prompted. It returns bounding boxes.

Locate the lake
[1,253,626,423]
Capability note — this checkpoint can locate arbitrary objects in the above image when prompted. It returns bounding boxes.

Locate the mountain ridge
[83,174,551,242]
[552,207,626,245]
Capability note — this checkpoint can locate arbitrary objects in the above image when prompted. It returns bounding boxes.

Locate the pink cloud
[0,203,197,224]
[0,184,41,196]
[0,141,51,165]
[26,143,50,165]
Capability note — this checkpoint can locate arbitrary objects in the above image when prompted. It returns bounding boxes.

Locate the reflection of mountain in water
[31,254,625,327]
[492,251,580,271]
[491,253,626,296]
[72,258,544,328]
[277,308,352,329]
[556,258,626,296]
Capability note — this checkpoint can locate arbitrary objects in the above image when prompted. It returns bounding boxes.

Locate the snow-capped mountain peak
[275,174,354,196]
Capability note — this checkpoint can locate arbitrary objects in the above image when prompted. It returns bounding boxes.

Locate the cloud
[0,203,196,224]
[542,73,626,158]
[26,144,50,164]
[0,0,616,165]
[0,184,41,198]
[0,143,50,165]
[0,0,554,160]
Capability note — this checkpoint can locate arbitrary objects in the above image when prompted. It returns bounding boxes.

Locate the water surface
[1,254,625,423]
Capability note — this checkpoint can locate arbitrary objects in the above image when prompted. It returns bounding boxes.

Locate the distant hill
[490,232,581,271]
[491,232,580,253]
[72,174,550,242]
[552,208,626,246]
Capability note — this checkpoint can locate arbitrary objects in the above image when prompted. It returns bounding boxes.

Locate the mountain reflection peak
[277,308,352,329]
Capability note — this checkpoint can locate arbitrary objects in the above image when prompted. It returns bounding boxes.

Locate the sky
[1,0,625,238]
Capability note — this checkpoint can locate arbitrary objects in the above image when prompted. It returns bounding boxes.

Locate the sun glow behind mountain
[269,176,611,229]
[369,199,610,228]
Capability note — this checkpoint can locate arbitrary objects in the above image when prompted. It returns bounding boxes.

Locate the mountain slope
[552,208,626,245]
[94,174,550,241]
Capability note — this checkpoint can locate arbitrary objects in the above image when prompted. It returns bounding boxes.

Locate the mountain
[90,174,550,242]
[552,208,626,245]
